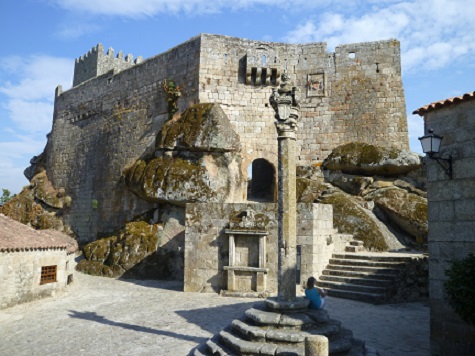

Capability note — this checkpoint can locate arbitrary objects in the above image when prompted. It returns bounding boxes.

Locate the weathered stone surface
[369,187,428,243]
[0,173,70,233]
[24,151,46,181]
[296,177,326,203]
[394,179,427,198]
[156,103,241,152]
[325,170,374,195]
[323,142,421,176]
[78,204,185,279]
[320,192,394,251]
[77,221,161,278]
[245,308,281,326]
[124,103,245,205]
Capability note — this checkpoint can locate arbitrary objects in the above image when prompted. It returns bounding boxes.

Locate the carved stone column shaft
[269,73,301,302]
[277,130,297,300]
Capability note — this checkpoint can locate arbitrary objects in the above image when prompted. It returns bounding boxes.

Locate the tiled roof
[0,214,78,253]
[413,91,475,116]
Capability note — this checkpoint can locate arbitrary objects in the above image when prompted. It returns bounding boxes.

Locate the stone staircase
[317,252,427,304]
[193,299,378,356]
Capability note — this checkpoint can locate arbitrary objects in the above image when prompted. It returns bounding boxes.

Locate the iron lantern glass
[418,128,453,179]
[419,129,443,156]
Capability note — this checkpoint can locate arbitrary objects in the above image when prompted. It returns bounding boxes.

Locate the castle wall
[47,34,409,242]
[73,44,143,87]
[48,37,202,242]
[197,34,408,170]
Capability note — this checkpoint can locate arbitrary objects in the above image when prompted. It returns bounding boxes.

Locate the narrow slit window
[40,265,57,285]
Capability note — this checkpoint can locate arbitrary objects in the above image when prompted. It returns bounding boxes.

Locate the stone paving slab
[0,272,429,356]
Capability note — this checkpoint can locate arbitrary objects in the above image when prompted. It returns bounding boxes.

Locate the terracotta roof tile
[0,214,78,253]
[413,91,475,116]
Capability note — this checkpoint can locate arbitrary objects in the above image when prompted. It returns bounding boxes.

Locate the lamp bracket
[428,153,453,179]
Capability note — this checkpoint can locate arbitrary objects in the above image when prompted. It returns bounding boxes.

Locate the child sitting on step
[305,276,328,310]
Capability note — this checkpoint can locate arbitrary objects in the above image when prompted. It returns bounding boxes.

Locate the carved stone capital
[269,74,301,137]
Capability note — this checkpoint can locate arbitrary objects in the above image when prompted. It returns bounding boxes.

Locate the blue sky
[0,0,474,194]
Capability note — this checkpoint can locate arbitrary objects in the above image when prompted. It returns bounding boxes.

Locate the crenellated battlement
[73,43,143,87]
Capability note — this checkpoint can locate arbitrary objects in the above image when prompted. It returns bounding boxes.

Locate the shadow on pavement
[68,310,206,344]
[117,277,184,291]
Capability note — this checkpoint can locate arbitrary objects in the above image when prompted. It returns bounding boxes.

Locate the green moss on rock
[0,174,67,232]
[371,187,428,243]
[77,221,162,278]
[320,192,389,251]
[156,103,240,152]
[323,142,420,176]
[296,177,326,203]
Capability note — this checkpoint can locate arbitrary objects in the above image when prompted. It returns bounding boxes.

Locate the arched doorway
[247,158,275,202]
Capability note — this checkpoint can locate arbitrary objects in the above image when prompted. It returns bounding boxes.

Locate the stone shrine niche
[222,208,269,296]
[307,71,325,97]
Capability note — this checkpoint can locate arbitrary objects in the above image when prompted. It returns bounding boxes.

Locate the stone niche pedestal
[222,229,269,297]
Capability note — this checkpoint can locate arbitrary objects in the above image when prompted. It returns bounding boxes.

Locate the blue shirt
[305,287,322,309]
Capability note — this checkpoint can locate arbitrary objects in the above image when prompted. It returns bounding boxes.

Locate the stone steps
[322,268,397,281]
[329,257,406,268]
[345,240,365,253]
[329,264,401,275]
[318,252,427,304]
[323,288,387,304]
[333,253,413,263]
[194,300,368,355]
[318,280,387,294]
[320,274,394,288]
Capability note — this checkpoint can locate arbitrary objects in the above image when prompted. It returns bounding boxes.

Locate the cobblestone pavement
[0,273,429,356]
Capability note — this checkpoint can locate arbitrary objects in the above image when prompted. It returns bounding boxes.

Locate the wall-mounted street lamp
[418,129,453,179]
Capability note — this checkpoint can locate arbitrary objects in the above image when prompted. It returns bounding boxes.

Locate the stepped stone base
[193,297,378,355]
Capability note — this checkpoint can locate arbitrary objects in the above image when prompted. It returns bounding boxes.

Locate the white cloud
[283,0,475,73]
[49,0,335,17]
[0,133,46,194]
[0,55,72,193]
[56,22,102,39]
[0,55,72,133]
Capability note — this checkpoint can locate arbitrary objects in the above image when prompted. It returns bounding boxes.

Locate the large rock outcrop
[77,221,161,278]
[77,205,185,279]
[297,143,428,251]
[124,103,245,205]
[368,187,428,244]
[323,142,421,176]
[320,192,403,251]
[0,172,71,233]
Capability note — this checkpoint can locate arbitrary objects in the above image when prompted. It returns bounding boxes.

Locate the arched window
[247,159,275,202]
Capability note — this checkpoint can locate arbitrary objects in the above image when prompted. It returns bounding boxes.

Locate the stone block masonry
[184,202,354,294]
[415,95,475,355]
[48,34,408,242]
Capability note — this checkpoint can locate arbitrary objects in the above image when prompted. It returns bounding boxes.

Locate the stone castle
[43,33,408,242]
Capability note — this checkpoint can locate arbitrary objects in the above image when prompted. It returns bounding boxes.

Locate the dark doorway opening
[247,159,275,202]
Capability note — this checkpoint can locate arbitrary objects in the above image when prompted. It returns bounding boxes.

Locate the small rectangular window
[40,265,57,285]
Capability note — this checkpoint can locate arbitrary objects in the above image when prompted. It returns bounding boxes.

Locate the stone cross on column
[269,73,301,301]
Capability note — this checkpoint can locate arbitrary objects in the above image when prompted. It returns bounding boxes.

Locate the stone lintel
[224,266,269,272]
[225,229,268,235]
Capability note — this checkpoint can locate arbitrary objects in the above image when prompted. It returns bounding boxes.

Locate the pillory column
[269,73,301,301]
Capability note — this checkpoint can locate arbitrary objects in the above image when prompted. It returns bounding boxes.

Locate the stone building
[44,33,408,242]
[184,203,352,294]
[414,91,475,355]
[0,214,78,309]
